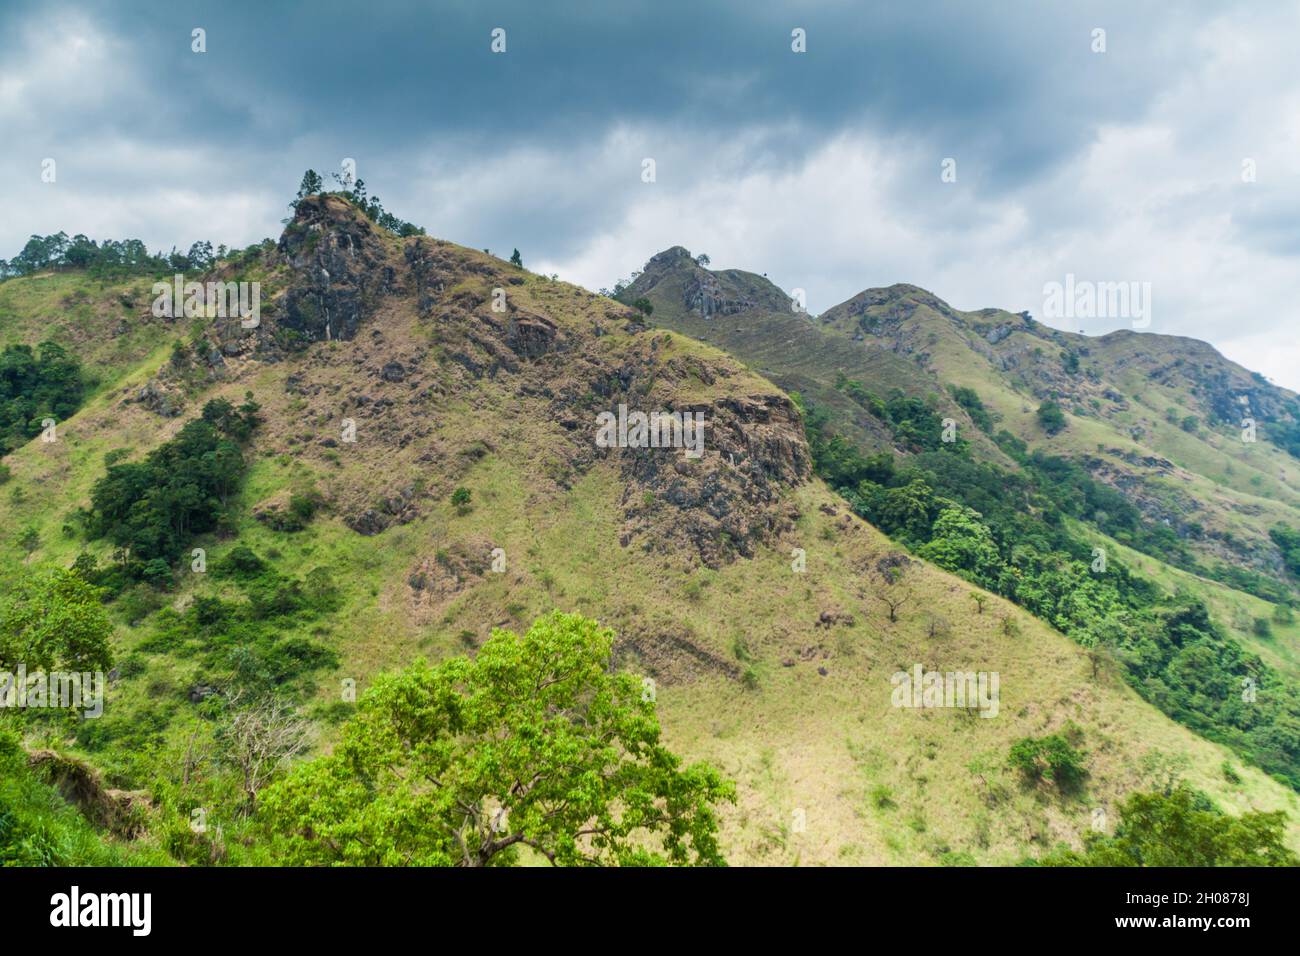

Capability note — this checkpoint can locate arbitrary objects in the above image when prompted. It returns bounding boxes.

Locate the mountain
[623,247,1007,462]
[815,282,1300,588]
[1,200,1297,866]
[625,247,1300,799]
[625,248,1300,610]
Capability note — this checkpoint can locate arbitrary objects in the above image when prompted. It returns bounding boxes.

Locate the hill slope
[1,200,1297,865]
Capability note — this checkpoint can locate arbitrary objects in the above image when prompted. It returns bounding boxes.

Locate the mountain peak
[630,246,793,318]
[646,245,697,267]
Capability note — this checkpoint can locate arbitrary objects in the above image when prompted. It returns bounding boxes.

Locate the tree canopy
[262,611,735,866]
[1044,787,1296,866]
[0,568,113,675]
[0,341,83,453]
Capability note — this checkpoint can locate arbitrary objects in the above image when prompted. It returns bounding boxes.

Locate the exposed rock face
[221,201,812,568]
[276,195,398,344]
[26,749,153,839]
[683,273,754,318]
[636,245,783,319]
[607,389,810,568]
[505,313,562,358]
[129,380,183,417]
[984,324,1015,345]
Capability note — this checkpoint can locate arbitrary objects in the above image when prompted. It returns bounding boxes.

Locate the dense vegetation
[82,397,260,581]
[798,389,1300,790]
[1266,405,1300,461]
[0,567,114,677]
[833,375,958,452]
[0,730,165,866]
[0,232,242,282]
[1043,787,1295,866]
[0,342,83,454]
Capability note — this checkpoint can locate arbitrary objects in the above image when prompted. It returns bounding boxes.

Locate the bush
[1036,400,1067,435]
[218,545,266,578]
[1008,731,1086,790]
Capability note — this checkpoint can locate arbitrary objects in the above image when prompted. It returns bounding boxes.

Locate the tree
[86,398,259,572]
[1044,787,1296,866]
[450,487,472,512]
[0,568,113,676]
[631,297,654,317]
[971,592,988,615]
[16,527,39,556]
[509,248,523,268]
[261,611,735,866]
[0,341,85,454]
[1036,400,1067,436]
[296,169,323,201]
[186,240,214,270]
[873,564,914,623]
[917,505,1004,590]
[695,253,710,267]
[218,694,312,812]
[874,478,938,540]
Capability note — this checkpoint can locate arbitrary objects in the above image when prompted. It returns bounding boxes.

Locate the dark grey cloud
[2,0,1298,385]
[0,0,1211,179]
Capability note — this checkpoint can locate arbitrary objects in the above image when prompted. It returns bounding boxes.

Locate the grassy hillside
[628,253,1300,801]
[0,200,1296,865]
[816,284,1300,594]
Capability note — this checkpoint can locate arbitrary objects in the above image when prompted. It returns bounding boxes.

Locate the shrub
[1008,731,1086,790]
[1036,400,1067,435]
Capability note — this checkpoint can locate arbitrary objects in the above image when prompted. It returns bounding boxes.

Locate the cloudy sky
[3,1,1299,386]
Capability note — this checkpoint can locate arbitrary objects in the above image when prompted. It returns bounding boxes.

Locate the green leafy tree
[0,342,84,454]
[262,611,734,866]
[16,527,39,556]
[509,248,523,268]
[917,505,1004,590]
[874,478,939,541]
[0,568,113,675]
[86,398,259,572]
[1044,787,1296,866]
[631,296,654,317]
[1008,731,1087,791]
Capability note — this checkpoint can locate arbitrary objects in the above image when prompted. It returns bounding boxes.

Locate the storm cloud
[2,0,1297,384]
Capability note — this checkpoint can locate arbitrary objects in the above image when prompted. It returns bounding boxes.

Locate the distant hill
[626,251,1300,601]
